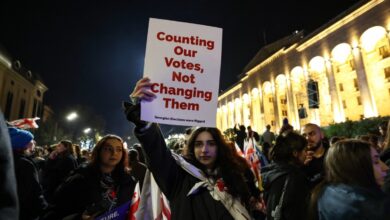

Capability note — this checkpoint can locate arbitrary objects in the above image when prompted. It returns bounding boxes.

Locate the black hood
[262,162,296,190]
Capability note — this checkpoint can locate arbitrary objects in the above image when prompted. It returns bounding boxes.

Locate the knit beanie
[8,127,34,150]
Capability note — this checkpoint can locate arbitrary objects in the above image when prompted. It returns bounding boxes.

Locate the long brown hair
[185,127,252,205]
[308,139,378,220]
[90,135,129,176]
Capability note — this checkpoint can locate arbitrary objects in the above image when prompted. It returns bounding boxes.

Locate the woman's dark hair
[185,127,252,205]
[74,144,82,159]
[59,140,74,157]
[270,132,307,163]
[90,135,129,176]
[308,139,378,220]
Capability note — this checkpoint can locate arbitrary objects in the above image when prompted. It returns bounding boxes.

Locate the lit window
[379,45,390,58]
[342,100,347,109]
[348,59,355,70]
[357,96,362,105]
[339,83,344,92]
[353,79,359,91]
[384,67,390,80]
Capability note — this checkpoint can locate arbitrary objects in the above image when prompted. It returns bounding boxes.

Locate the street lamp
[83,127,91,134]
[66,112,78,121]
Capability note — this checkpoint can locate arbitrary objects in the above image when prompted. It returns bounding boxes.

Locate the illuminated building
[0,46,48,121]
[217,0,390,133]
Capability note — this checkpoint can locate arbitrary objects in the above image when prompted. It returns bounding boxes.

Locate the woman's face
[56,143,66,152]
[194,131,218,169]
[100,138,123,168]
[371,147,389,186]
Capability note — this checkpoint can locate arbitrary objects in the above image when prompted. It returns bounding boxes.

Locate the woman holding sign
[43,135,136,220]
[124,77,265,220]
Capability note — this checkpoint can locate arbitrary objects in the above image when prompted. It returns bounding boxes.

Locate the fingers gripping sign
[130,77,157,103]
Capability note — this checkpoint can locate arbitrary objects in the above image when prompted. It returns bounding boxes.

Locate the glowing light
[83,128,91,134]
[235,98,241,105]
[243,94,250,103]
[309,56,326,72]
[66,112,78,121]
[332,43,352,64]
[360,26,387,52]
[275,74,286,91]
[228,101,234,110]
[252,88,259,97]
[222,105,227,113]
[291,66,304,79]
[263,81,272,94]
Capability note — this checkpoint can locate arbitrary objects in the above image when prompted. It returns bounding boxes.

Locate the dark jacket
[13,153,47,220]
[44,165,136,219]
[262,162,310,220]
[130,161,147,191]
[317,184,390,220]
[135,123,259,220]
[41,154,78,202]
[0,111,19,220]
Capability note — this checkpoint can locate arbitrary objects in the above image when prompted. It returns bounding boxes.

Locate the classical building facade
[217,0,390,133]
[0,48,48,121]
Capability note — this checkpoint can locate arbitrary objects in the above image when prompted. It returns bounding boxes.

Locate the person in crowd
[234,124,247,152]
[261,124,275,147]
[301,123,329,188]
[380,120,390,165]
[128,148,147,191]
[43,134,136,220]
[279,118,294,136]
[74,144,87,166]
[0,112,19,220]
[9,127,47,220]
[329,136,345,148]
[32,146,46,172]
[309,139,390,220]
[132,143,146,164]
[247,126,260,143]
[41,140,78,202]
[262,132,310,220]
[81,149,91,163]
[124,77,265,220]
[262,142,272,162]
[378,120,388,149]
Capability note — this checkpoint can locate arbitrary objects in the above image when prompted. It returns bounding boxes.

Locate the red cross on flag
[7,117,40,129]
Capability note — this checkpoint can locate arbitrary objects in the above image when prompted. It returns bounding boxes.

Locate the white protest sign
[142,18,222,127]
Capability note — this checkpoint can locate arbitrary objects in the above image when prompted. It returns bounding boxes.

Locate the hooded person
[9,127,47,220]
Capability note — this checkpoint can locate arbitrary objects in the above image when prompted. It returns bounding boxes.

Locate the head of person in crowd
[90,134,129,175]
[53,140,74,158]
[128,148,139,165]
[81,149,90,161]
[185,127,253,201]
[266,124,271,131]
[326,139,388,188]
[132,143,145,163]
[8,127,35,156]
[279,118,294,135]
[302,123,324,152]
[74,144,82,158]
[379,121,388,137]
[329,136,345,148]
[270,131,307,165]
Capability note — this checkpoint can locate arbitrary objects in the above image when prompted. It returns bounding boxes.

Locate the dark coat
[262,162,310,220]
[41,154,78,202]
[13,153,47,220]
[135,123,260,220]
[317,184,390,220]
[44,165,136,219]
[0,111,19,220]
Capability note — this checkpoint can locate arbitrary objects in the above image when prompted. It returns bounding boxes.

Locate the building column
[271,77,280,131]
[325,59,345,122]
[259,83,266,132]
[352,47,378,118]
[286,73,299,129]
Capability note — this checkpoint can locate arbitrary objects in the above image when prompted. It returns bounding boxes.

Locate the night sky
[0,0,359,138]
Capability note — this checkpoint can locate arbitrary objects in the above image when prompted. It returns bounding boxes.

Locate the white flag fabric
[135,170,171,220]
[7,117,40,129]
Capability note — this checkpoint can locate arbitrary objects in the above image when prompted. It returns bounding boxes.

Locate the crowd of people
[0,76,389,219]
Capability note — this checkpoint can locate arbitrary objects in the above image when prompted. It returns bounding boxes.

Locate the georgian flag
[7,117,40,129]
[244,138,263,191]
[128,182,141,220]
[234,142,245,158]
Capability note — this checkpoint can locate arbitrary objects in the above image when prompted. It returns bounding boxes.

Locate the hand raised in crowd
[304,150,314,165]
[130,77,156,102]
